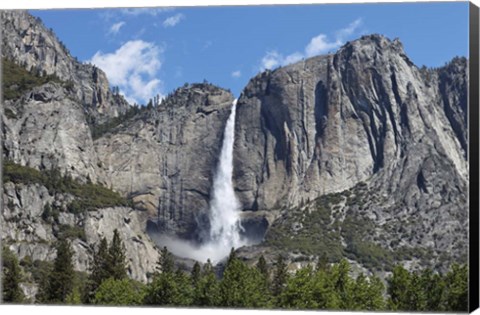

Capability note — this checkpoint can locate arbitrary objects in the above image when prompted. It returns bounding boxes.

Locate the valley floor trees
[2,243,468,311]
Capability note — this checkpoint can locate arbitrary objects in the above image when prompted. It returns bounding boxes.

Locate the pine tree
[256,255,269,280]
[143,269,193,306]
[93,278,146,306]
[1,246,24,303]
[203,259,214,276]
[408,272,427,311]
[311,266,341,309]
[387,265,412,311]
[226,247,236,266]
[315,253,329,271]
[278,265,317,309]
[365,275,386,310]
[443,264,468,312]
[256,255,270,297]
[351,273,369,310]
[191,262,201,287]
[35,261,53,303]
[272,255,288,297]
[420,268,445,311]
[220,255,271,308]
[46,238,75,303]
[194,259,220,306]
[330,259,354,309]
[174,268,194,306]
[146,99,153,110]
[84,237,109,303]
[351,273,385,310]
[108,229,127,280]
[83,231,128,303]
[157,246,175,275]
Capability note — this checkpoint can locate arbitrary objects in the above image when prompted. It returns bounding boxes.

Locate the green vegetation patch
[2,58,71,101]
[265,192,345,261]
[3,160,131,212]
[3,160,44,185]
[2,243,469,311]
[89,104,144,140]
[345,240,394,271]
[57,224,86,242]
[4,107,17,119]
[265,182,439,272]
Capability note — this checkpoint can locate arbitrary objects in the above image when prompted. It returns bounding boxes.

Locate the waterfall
[208,100,244,252]
[150,100,247,263]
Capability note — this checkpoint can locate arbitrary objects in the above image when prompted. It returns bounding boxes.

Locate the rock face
[234,35,467,211]
[2,182,160,282]
[1,12,237,287]
[1,10,130,123]
[233,35,468,268]
[95,84,235,239]
[1,10,131,183]
[3,83,105,182]
[1,8,469,283]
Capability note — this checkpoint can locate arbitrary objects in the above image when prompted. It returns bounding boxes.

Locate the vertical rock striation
[233,35,468,268]
[94,84,235,239]
[234,35,467,212]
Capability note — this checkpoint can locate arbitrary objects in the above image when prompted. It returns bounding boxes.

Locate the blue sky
[30,2,469,104]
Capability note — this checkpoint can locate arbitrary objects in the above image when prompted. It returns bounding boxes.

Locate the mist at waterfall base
[151,100,252,264]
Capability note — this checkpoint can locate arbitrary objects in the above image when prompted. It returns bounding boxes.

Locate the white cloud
[163,13,185,27]
[305,34,341,57]
[261,51,282,70]
[120,8,173,16]
[283,52,304,65]
[231,70,241,78]
[260,18,363,71]
[108,21,125,35]
[336,18,363,40]
[89,40,163,104]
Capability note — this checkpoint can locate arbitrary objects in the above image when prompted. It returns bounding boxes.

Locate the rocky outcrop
[234,35,467,210]
[83,207,161,282]
[1,10,132,182]
[94,84,235,239]
[2,182,160,283]
[1,11,237,281]
[3,83,105,182]
[233,35,468,268]
[1,10,130,123]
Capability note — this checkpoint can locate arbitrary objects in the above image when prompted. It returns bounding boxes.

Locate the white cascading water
[153,100,247,263]
[207,99,245,251]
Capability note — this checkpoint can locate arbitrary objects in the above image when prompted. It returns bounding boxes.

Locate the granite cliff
[233,35,468,272]
[1,11,130,123]
[1,10,469,296]
[94,83,235,239]
[234,35,467,210]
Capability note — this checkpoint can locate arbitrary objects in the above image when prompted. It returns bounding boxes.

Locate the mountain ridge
[0,10,469,295]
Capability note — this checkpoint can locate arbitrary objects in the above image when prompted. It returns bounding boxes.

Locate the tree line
[2,234,468,311]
